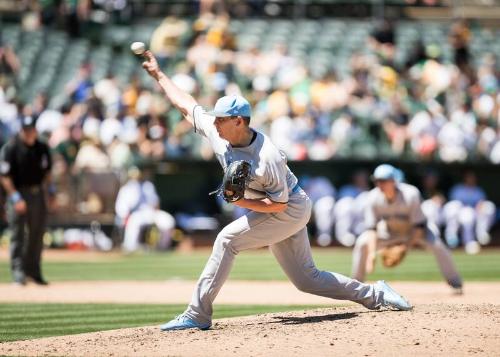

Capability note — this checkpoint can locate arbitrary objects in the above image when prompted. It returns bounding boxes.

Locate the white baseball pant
[443,200,496,246]
[122,208,175,252]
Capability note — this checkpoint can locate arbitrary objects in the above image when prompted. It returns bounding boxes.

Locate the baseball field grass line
[0,248,499,282]
[0,303,322,342]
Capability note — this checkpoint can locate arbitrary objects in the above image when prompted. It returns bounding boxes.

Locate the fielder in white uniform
[115,167,175,252]
[140,51,412,331]
[300,176,336,247]
[333,170,370,247]
[442,171,496,255]
[352,164,463,292]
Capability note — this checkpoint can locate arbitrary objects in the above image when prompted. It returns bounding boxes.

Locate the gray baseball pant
[184,191,384,325]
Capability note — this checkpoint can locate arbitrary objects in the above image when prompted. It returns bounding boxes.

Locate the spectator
[66,64,93,104]
[150,16,189,68]
[0,16,498,167]
[0,30,20,96]
[73,135,110,173]
[448,20,472,77]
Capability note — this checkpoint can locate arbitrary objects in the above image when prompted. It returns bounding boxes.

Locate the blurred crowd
[0,14,499,169]
[0,9,499,251]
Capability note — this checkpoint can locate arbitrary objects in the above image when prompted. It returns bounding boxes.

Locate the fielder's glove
[380,244,407,268]
[210,160,251,203]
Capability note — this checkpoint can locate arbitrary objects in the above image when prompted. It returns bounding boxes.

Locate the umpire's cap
[20,116,36,129]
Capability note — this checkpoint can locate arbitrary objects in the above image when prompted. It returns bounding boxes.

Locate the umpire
[0,116,53,285]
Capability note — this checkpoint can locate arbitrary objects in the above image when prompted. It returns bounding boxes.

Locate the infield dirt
[1,303,499,356]
[0,281,499,356]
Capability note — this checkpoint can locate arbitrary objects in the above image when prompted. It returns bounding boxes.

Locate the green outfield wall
[150,159,500,213]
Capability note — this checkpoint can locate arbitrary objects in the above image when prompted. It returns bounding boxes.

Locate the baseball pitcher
[140,50,412,331]
[351,164,463,293]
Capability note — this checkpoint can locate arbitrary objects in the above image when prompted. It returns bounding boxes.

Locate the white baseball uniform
[352,183,462,288]
[183,106,388,326]
[115,179,175,252]
[334,186,369,247]
[301,176,336,247]
[443,184,496,247]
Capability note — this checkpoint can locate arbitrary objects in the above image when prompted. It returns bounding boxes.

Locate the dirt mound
[1,304,499,357]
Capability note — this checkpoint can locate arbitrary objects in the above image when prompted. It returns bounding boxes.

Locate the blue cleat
[445,234,460,249]
[160,314,211,331]
[376,280,413,311]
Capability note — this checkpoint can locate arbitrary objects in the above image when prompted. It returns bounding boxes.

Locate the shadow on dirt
[271,312,358,325]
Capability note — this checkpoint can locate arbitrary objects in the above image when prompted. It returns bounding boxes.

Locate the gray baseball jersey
[181,106,388,325]
[352,182,462,287]
[364,183,426,240]
[193,105,298,202]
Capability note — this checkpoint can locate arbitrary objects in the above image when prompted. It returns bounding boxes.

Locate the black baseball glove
[210,160,251,202]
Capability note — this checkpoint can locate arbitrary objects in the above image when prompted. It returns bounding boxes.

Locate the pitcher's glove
[210,160,251,203]
[380,244,407,268]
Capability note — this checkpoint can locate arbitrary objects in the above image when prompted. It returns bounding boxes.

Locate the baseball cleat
[376,280,413,311]
[476,231,491,246]
[160,314,211,331]
[448,279,463,295]
[465,241,480,255]
[445,234,459,249]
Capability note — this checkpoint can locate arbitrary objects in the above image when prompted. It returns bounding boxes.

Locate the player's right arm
[141,50,198,127]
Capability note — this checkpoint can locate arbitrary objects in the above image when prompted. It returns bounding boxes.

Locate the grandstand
[0,0,499,250]
[1,18,499,106]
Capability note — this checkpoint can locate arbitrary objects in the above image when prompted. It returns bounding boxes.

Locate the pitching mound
[1,304,499,356]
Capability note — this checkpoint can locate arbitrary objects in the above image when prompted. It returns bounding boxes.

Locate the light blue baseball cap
[206,95,252,118]
[394,168,405,183]
[372,164,399,181]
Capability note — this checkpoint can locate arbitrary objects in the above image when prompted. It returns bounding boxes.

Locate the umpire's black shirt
[0,136,52,188]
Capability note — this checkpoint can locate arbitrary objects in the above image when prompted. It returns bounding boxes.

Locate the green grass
[1,248,500,282]
[1,249,499,343]
[0,303,321,342]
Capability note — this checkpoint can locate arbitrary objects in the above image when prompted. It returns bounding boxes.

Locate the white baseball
[130,41,146,55]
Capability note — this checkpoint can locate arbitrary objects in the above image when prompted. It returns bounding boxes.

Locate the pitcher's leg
[270,227,383,309]
[186,208,310,325]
